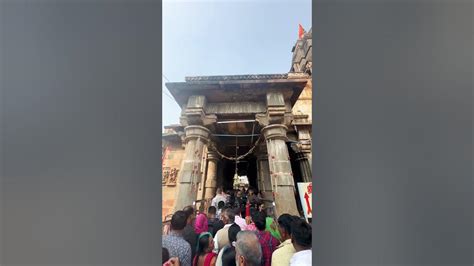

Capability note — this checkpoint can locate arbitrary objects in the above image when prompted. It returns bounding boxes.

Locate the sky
[163,0,312,129]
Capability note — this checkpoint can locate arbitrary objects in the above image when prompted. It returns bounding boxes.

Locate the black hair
[196,234,213,258]
[162,247,169,263]
[291,219,312,248]
[228,223,241,243]
[254,211,267,231]
[221,246,236,266]
[233,207,241,217]
[218,201,225,209]
[170,211,187,230]
[183,205,194,220]
[225,208,235,223]
[277,214,296,235]
[208,206,217,215]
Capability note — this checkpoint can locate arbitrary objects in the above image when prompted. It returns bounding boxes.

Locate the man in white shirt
[289,218,312,266]
[211,187,228,208]
[213,208,235,254]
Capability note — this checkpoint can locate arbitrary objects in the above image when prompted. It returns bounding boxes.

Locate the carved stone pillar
[297,129,312,172]
[204,150,218,200]
[262,124,299,216]
[256,144,273,201]
[173,125,210,212]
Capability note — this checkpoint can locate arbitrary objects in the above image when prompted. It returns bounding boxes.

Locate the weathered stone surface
[261,124,299,216]
[173,125,210,212]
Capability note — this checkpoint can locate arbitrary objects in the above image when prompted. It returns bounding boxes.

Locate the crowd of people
[162,187,312,266]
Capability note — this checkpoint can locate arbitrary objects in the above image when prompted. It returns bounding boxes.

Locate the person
[207,206,224,237]
[235,190,246,210]
[215,223,241,266]
[220,242,237,266]
[183,205,199,260]
[247,188,260,209]
[235,231,262,266]
[163,257,180,266]
[254,211,279,266]
[163,247,170,264]
[193,232,216,266]
[211,188,228,208]
[271,214,298,266]
[162,211,192,266]
[194,213,209,234]
[264,208,281,241]
[213,208,235,254]
[216,201,225,218]
[289,218,312,266]
[233,207,247,230]
[245,209,258,231]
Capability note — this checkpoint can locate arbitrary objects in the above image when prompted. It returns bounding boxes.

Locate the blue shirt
[163,231,192,266]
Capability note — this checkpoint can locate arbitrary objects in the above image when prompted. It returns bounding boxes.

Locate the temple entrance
[219,155,258,192]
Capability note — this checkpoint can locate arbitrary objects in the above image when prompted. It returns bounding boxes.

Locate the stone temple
[162,29,312,221]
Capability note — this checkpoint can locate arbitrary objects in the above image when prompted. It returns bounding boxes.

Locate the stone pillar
[173,125,210,212]
[297,129,312,172]
[256,144,273,201]
[262,124,299,216]
[204,150,218,200]
[295,152,312,182]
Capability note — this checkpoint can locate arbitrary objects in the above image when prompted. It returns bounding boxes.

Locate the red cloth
[255,230,279,266]
[245,202,250,217]
[298,24,305,39]
[193,252,216,266]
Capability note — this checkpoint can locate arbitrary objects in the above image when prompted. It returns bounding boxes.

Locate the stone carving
[168,168,179,185]
[163,167,170,184]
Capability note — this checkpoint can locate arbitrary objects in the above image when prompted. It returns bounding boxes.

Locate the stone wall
[292,79,312,122]
[162,142,185,221]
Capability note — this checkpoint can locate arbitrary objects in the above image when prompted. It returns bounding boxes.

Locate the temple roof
[166,73,308,107]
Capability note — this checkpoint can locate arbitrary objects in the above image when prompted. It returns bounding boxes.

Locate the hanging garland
[208,135,263,161]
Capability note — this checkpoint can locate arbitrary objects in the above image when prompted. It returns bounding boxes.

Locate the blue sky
[163,0,311,128]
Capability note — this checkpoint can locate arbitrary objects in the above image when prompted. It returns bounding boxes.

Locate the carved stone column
[262,124,299,216]
[204,150,218,200]
[173,125,210,212]
[256,144,273,201]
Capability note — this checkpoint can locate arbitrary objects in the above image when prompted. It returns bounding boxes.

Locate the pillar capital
[261,124,288,141]
[207,149,219,161]
[184,125,210,143]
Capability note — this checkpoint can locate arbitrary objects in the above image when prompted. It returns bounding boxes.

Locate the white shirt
[290,249,312,266]
[213,224,232,254]
[234,215,247,230]
[211,194,228,208]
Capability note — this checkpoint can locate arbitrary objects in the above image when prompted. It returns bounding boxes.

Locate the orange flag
[298,24,305,39]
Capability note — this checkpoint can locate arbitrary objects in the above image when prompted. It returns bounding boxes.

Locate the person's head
[170,211,187,231]
[291,218,312,251]
[248,188,255,196]
[228,223,241,244]
[162,247,170,264]
[277,214,297,241]
[216,187,223,195]
[258,203,265,212]
[236,190,242,197]
[253,211,267,231]
[233,207,241,218]
[235,231,262,266]
[222,246,237,266]
[196,232,214,256]
[183,205,195,224]
[223,208,235,225]
[194,213,209,234]
[218,201,225,210]
[265,207,275,218]
[208,206,217,217]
